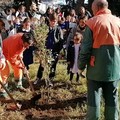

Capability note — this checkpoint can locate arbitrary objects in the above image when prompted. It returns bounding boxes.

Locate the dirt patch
[1,81,87,120]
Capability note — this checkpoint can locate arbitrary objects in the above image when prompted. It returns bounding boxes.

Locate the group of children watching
[34,5,92,84]
[0,1,92,98]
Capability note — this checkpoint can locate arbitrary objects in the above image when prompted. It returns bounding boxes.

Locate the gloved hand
[0,57,6,70]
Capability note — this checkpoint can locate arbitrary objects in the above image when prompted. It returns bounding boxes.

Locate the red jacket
[3,33,26,68]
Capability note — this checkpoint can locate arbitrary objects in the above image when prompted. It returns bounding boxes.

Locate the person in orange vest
[78,0,120,119]
[1,33,34,98]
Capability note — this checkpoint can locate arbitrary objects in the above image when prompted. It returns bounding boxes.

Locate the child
[45,13,64,80]
[67,32,84,83]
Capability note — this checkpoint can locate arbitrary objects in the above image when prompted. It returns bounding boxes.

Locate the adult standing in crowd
[0,19,6,98]
[78,0,120,119]
[1,33,34,97]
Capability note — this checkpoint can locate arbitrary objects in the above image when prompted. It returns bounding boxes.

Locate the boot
[15,79,26,92]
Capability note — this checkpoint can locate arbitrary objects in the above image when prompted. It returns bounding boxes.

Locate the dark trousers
[49,54,59,79]
[37,64,44,79]
[86,80,120,120]
[70,72,79,81]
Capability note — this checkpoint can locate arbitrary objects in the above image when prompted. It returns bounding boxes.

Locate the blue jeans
[86,80,120,120]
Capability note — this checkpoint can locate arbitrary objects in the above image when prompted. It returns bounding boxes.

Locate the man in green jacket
[78,0,120,119]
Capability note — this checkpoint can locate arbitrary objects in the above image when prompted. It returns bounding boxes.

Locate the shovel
[0,81,21,110]
[24,72,36,96]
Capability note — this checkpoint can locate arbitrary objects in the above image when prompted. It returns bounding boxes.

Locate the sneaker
[48,81,53,87]
[0,92,10,101]
[66,80,71,84]
[17,86,27,92]
[80,73,85,78]
[34,78,41,85]
[76,81,82,85]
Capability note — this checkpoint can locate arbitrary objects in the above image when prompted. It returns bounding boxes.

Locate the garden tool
[24,72,36,96]
[19,58,36,96]
[0,81,21,110]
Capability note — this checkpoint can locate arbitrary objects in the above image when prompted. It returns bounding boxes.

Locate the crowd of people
[0,0,91,96]
[0,0,120,119]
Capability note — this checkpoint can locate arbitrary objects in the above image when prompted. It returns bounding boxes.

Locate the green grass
[1,24,120,120]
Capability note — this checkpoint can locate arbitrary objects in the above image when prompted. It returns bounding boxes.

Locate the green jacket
[78,26,120,81]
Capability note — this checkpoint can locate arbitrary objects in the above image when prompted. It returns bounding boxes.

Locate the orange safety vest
[2,33,25,68]
[86,8,120,48]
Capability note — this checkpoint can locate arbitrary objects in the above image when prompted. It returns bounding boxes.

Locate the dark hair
[49,13,57,21]
[78,15,88,20]
[0,19,5,27]
[23,17,30,24]
[22,33,34,44]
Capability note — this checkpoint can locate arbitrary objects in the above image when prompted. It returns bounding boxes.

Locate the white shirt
[71,43,80,73]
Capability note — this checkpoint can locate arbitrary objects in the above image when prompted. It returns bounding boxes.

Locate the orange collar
[95,8,111,16]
